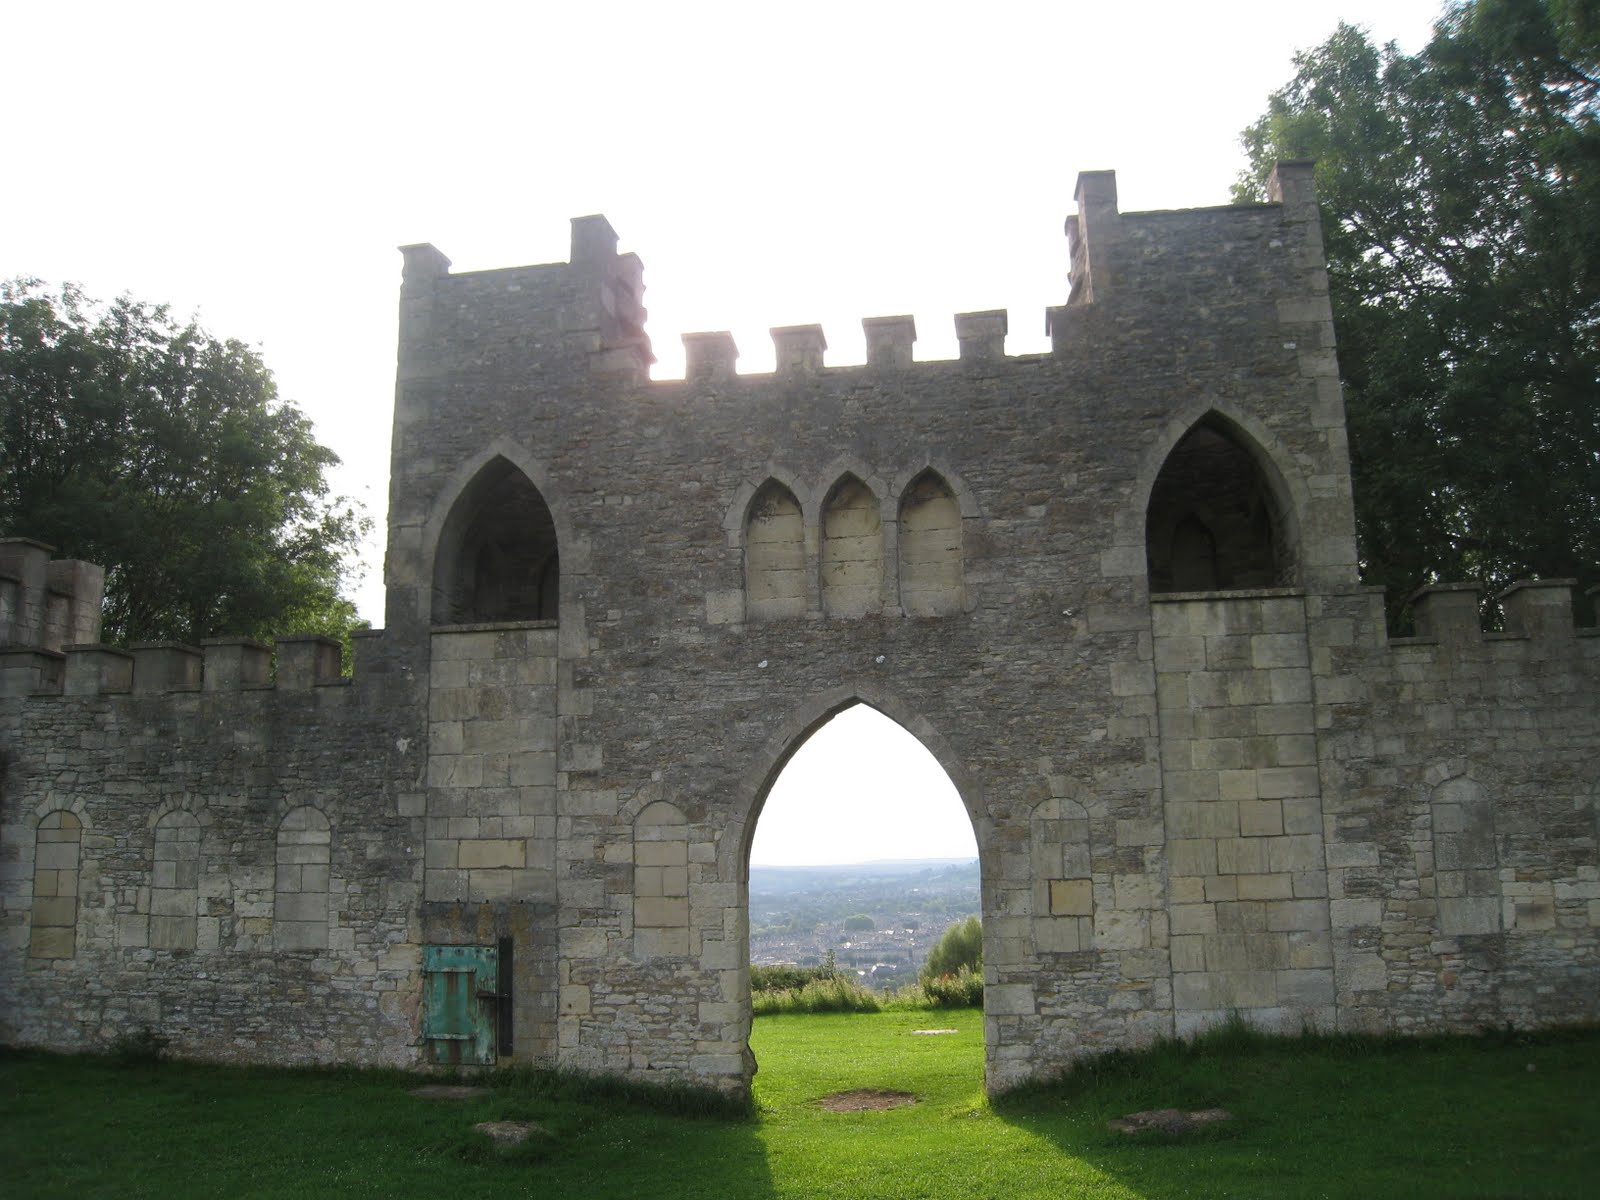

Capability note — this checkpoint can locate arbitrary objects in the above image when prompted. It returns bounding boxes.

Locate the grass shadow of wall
[0,1049,778,1200]
[987,1021,1600,1200]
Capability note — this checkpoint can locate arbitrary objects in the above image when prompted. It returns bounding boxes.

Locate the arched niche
[1146,416,1296,593]
[432,457,559,624]
[820,474,883,618]
[745,479,805,620]
[898,469,964,616]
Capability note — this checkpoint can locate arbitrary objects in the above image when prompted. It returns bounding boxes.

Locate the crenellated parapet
[1402,578,1596,647]
[12,632,382,696]
[0,552,390,698]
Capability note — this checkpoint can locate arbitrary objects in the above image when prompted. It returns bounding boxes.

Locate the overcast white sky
[4,0,1445,863]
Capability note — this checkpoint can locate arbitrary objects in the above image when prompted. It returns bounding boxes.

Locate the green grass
[4,1016,1599,1198]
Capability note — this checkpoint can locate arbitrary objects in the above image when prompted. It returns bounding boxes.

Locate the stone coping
[431,619,558,634]
[1149,586,1305,603]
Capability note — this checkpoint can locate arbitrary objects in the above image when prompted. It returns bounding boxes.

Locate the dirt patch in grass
[817,1089,918,1112]
[474,1120,545,1146]
[910,1029,958,1036]
[409,1084,491,1100]
[1107,1107,1232,1135]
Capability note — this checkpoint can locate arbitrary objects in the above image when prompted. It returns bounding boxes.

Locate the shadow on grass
[989,1021,1600,1200]
[0,1049,778,1200]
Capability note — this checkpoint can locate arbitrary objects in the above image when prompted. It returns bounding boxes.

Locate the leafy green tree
[1236,1,1600,624]
[920,915,981,985]
[842,913,876,932]
[0,280,369,644]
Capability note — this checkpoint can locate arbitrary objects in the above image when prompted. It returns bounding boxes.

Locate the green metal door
[422,944,499,1065]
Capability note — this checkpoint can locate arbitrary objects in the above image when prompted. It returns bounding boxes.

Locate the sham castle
[2,163,1596,1094]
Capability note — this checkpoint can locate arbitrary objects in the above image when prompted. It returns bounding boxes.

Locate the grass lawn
[4,1013,1599,1198]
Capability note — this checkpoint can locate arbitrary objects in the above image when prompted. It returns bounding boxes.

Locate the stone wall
[2,162,1595,1095]
[0,629,428,1061]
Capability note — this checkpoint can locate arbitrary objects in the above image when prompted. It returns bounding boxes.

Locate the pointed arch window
[821,475,883,618]
[745,480,805,620]
[434,458,559,624]
[1146,418,1294,593]
[898,470,964,616]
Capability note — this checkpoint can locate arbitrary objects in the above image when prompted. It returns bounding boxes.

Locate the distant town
[749,858,980,988]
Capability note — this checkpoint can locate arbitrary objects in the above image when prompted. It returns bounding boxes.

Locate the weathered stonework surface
[0,636,428,1062]
[2,163,1595,1094]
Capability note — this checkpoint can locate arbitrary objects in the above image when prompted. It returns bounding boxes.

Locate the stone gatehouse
[2,162,1597,1094]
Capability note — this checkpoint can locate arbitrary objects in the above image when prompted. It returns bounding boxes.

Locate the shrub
[920,916,981,988]
[918,965,984,1008]
[752,975,883,1016]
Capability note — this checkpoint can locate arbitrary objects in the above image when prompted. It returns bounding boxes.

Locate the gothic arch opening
[741,701,983,1083]
[433,457,559,625]
[1146,416,1296,593]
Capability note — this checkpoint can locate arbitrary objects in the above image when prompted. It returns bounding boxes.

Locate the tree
[1236,1,1600,624]
[920,915,981,985]
[0,280,369,645]
[842,913,876,932]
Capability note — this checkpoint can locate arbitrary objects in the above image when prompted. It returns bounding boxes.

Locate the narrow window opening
[497,936,515,1056]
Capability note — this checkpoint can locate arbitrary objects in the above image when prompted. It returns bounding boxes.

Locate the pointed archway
[729,691,989,1089]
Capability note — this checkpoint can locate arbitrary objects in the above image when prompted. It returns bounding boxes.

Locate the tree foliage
[920,915,981,986]
[0,280,368,644]
[1237,0,1600,622]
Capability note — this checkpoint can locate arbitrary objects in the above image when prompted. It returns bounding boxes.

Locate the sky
[749,705,977,866]
[4,0,1445,863]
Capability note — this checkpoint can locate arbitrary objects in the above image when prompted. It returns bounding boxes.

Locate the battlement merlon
[0,537,105,652]
[1407,578,1591,644]
[395,217,653,391]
